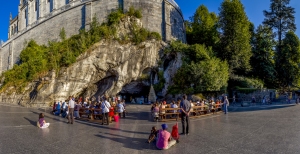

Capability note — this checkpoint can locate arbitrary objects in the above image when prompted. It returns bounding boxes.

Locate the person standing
[101,96,111,125]
[68,96,75,124]
[223,96,229,114]
[232,95,236,106]
[180,95,191,135]
[117,101,125,118]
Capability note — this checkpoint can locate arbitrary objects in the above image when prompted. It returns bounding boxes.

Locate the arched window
[14,24,17,34]
[35,0,38,11]
[11,27,13,35]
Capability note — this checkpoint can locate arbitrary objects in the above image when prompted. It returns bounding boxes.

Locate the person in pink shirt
[156,124,178,150]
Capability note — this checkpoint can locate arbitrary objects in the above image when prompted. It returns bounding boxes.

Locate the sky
[0,0,299,42]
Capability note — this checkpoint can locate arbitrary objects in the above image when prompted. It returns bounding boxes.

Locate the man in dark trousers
[180,94,191,135]
[68,96,75,124]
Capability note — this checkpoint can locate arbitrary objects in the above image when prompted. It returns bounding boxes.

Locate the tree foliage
[218,0,252,73]
[250,25,276,88]
[186,5,219,48]
[167,41,229,94]
[263,0,296,48]
[276,31,300,89]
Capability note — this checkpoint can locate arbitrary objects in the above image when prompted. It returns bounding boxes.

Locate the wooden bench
[191,106,209,117]
[79,107,90,118]
[158,104,223,121]
[79,108,102,119]
[159,108,181,122]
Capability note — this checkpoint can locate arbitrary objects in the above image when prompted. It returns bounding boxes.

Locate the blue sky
[0,0,299,42]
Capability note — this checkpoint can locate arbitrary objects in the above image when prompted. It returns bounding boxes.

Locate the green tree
[218,0,252,73]
[166,41,229,94]
[250,25,276,88]
[170,59,229,94]
[263,0,296,53]
[186,5,219,48]
[276,31,300,89]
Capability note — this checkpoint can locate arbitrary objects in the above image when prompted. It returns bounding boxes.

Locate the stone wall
[0,0,185,74]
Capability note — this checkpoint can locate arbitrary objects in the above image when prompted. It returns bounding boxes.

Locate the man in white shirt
[101,97,111,125]
[68,96,75,124]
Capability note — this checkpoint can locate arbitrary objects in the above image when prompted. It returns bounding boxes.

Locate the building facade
[0,0,186,73]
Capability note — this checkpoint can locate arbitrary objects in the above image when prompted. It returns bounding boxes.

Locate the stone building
[0,0,186,74]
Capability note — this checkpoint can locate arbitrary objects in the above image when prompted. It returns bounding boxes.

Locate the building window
[15,26,17,34]
[35,0,38,11]
[174,19,177,25]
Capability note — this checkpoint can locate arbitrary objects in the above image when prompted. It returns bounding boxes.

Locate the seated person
[152,103,159,121]
[156,124,178,150]
[171,100,178,114]
[160,101,167,119]
[196,100,200,106]
[74,101,82,119]
[52,102,57,115]
[146,126,158,143]
[54,102,61,116]
[38,113,50,128]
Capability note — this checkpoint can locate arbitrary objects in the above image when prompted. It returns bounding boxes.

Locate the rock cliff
[1,39,166,107]
[0,16,183,107]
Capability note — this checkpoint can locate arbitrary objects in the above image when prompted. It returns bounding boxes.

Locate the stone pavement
[0,103,300,154]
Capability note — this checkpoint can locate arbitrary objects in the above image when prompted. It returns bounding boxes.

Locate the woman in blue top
[55,102,61,116]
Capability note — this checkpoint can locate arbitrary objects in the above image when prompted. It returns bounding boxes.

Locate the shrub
[107,9,124,26]
[127,6,142,19]
[230,75,264,89]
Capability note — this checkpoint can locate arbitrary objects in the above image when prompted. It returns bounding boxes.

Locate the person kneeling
[156,124,178,150]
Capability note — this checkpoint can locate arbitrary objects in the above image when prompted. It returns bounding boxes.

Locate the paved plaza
[0,103,300,154]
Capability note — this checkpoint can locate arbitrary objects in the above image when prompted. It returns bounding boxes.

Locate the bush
[234,87,258,94]
[107,9,124,26]
[230,75,264,89]
[127,6,142,19]
[149,32,162,40]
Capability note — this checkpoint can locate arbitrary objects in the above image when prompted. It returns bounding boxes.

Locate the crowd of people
[48,95,126,125]
[38,94,230,150]
[150,95,228,122]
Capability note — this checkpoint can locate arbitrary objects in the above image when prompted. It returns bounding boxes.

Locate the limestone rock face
[162,53,182,96]
[0,17,184,107]
[1,39,165,107]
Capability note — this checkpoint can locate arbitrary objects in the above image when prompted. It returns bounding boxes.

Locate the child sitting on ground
[146,126,158,143]
[171,122,179,142]
[37,113,50,128]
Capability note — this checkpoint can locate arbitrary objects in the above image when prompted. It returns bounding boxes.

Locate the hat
[161,124,168,130]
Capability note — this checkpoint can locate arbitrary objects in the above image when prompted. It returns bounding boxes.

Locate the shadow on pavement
[95,132,156,151]
[229,104,296,113]
[24,117,37,126]
[75,120,149,135]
